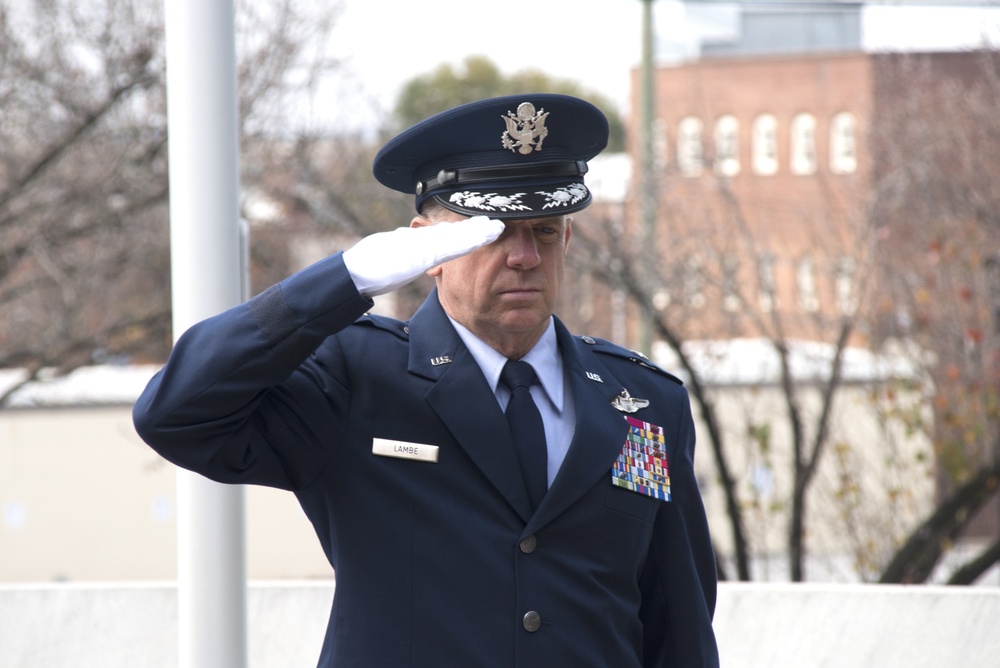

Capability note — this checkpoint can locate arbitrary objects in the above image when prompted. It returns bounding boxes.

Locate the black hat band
[416,160,589,197]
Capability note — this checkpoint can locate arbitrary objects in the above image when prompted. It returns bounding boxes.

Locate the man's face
[420,210,571,357]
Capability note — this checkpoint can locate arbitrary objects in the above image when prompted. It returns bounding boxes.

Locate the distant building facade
[621,28,1000,557]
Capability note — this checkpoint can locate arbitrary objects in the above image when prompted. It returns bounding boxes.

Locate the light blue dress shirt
[448,316,577,487]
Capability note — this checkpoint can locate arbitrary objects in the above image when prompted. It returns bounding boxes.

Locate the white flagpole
[163,1,248,666]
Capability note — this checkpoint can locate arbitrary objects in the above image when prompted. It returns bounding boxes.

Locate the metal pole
[164,1,248,667]
[638,0,657,354]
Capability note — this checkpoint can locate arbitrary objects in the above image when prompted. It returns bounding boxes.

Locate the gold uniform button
[522,611,541,632]
[519,535,537,554]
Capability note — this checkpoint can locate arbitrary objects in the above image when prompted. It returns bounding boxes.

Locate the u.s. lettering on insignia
[611,416,671,502]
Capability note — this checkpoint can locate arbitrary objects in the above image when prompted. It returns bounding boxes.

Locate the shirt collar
[448,316,565,414]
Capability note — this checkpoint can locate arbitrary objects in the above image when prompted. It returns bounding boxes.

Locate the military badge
[611,416,671,502]
[611,388,650,414]
[501,102,549,155]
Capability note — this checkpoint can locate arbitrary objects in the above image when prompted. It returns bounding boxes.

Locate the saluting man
[133,94,720,667]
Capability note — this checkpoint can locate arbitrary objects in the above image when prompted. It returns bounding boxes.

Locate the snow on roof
[0,365,160,409]
[653,338,926,387]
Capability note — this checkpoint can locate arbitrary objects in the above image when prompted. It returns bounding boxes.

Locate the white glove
[343,215,505,297]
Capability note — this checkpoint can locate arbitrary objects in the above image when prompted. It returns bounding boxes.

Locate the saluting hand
[343,216,505,297]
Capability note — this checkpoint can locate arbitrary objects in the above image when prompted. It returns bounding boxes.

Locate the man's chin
[495,308,550,333]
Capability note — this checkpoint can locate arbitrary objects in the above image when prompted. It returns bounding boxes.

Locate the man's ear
[563,216,573,254]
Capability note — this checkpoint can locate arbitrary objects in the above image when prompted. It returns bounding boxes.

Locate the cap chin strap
[416,160,588,196]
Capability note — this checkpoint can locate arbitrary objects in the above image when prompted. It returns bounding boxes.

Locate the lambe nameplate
[372,438,440,463]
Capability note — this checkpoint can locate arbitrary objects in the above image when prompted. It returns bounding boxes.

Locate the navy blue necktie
[500,360,548,511]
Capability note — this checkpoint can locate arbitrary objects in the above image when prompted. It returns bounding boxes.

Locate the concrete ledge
[715,582,1000,668]
[0,581,334,668]
[3,580,999,667]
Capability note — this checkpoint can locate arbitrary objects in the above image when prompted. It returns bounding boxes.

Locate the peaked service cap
[372,93,609,219]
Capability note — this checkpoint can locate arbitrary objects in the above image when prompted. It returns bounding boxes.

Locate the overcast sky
[309,1,1000,131]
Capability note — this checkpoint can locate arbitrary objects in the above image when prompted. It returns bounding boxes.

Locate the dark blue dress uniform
[133,94,719,667]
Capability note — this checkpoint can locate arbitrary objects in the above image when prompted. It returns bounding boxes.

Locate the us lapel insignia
[611,416,671,502]
[611,388,649,413]
[430,355,452,366]
[586,371,603,382]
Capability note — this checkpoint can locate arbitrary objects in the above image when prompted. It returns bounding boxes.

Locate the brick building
[624,50,871,346]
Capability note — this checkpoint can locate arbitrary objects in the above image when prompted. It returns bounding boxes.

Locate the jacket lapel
[527,319,631,532]
[408,291,534,523]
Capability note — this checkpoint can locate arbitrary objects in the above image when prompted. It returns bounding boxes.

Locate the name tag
[372,438,439,463]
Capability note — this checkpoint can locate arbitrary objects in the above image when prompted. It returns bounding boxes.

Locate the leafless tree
[572,156,882,581]
[868,51,1000,585]
[0,0,342,405]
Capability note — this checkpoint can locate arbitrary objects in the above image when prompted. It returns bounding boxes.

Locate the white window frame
[684,255,706,309]
[714,114,740,176]
[722,254,741,312]
[797,256,820,313]
[752,114,778,175]
[790,113,817,175]
[677,116,704,177]
[758,252,776,313]
[836,256,857,316]
[830,112,857,174]
[653,117,669,173]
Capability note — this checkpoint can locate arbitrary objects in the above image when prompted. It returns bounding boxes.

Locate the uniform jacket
[133,252,719,667]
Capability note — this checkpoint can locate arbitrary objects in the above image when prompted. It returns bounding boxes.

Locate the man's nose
[505,227,541,269]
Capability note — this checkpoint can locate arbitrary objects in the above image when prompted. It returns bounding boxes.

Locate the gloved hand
[343,215,506,296]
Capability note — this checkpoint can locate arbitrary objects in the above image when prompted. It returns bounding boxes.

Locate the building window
[830,112,857,174]
[752,114,778,175]
[714,115,740,176]
[790,113,817,175]
[653,117,669,173]
[758,252,776,312]
[684,256,706,308]
[677,116,704,177]
[836,256,857,316]
[797,256,819,313]
[722,255,741,311]
[652,288,671,311]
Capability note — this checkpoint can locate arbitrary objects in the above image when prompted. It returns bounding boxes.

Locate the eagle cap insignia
[612,388,650,414]
[501,102,549,155]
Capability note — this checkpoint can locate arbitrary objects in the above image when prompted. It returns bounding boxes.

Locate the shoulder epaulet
[577,335,684,386]
[354,312,409,341]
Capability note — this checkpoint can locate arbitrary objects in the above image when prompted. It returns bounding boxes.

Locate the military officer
[133,93,719,667]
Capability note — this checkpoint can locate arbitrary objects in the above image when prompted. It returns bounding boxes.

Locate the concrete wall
[715,583,1000,668]
[2,581,999,667]
[0,581,334,668]
[0,404,332,582]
